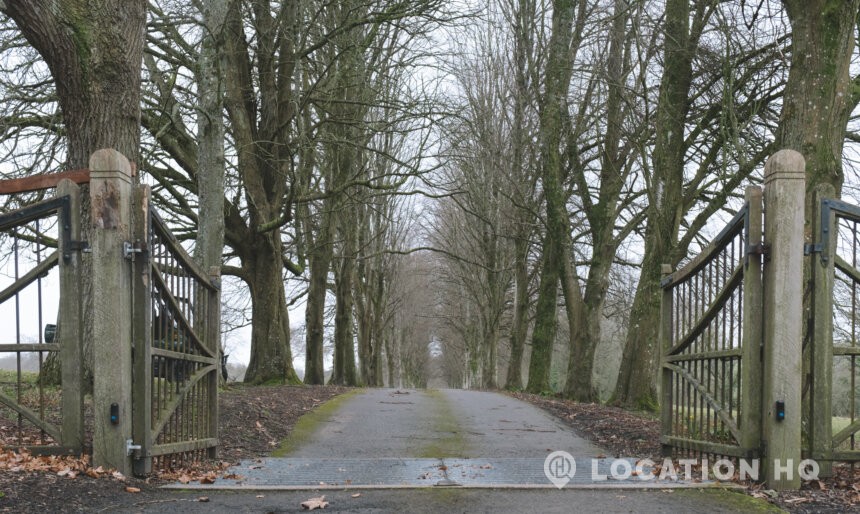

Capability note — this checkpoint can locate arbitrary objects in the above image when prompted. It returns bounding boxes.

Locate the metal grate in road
[163,458,719,490]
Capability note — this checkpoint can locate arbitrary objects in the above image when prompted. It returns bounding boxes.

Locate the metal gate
[659,186,763,459]
[131,187,220,474]
[0,181,84,455]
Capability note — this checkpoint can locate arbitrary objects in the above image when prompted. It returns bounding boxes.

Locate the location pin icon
[544,451,576,489]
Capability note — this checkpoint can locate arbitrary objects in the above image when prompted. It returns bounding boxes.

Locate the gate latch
[122,241,147,261]
[126,439,142,457]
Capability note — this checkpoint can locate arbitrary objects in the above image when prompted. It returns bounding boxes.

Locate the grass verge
[271,388,363,457]
[416,389,469,458]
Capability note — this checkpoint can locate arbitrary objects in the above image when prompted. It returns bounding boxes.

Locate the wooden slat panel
[665,348,742,363]
[150,365,217,439]
[20,446,80,456]
[147,438,218,457]
[832,419,860,447]
[665,362,742,444]
[0,390,61,441]
[832,347,860,356]
[151,267,215,359]
[666,264,743,357]
[151,347,218,365]
[829,451,860,462]
[835,255,860,285]
[660,436,748,458]
[662,206,746,289]
[151,213,218,291]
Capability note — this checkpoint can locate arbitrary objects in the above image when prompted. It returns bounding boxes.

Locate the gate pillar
[762,149,805,490]
[90,149,135,475]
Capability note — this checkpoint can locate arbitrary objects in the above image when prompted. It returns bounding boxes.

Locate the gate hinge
[746,243,770,264]
[748,243,769,256]
[62,240,90,262]
[122,240,147,261]
[804,243,823,256]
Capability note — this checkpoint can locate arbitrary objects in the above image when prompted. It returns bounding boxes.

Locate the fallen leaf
[256,495,265,498]
[200,476,216,484]
[178,474,192,484]
[302,495,328,510]
[125,487,141,493]
[112,471,126,481]
[351,493,361,498]
[198,497,210,503]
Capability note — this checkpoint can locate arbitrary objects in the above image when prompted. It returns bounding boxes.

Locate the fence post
[57,179,84,452]
[659,263,673,457]
[741,186,764,456]
[131,185,152,476]
[207,266,221,459]
[810,183,836,477]
[90,149,134,475]
[762,149,805,490]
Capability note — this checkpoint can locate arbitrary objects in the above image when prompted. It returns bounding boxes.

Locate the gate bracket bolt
[126,439,142,457]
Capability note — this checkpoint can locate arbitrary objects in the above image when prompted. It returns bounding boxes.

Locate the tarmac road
[130,389,780,513]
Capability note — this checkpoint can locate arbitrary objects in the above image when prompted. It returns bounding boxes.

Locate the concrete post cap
[764,150,805,184]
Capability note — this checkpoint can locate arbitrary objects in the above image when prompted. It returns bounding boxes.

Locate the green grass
[675,488,783,513]
[416,389,469,458]
[0,369,39,384]
[271,389,363,457]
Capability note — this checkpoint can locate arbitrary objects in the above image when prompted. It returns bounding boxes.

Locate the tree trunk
[525,0,578,394]
[243,234,300,385]
[304,206,333,384]
[504,239,529,390]
[330,214,358,386]
[195,0,228,270]
[5,0,146,388]
[613,0,693,409]
[562,0,629,402]
[778,0,859,211]
[222,0,302,385]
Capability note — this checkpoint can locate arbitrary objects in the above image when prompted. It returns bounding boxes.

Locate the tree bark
[223,0,301,384]
[303,210,333,384]
[504,239,529,390]
[525,0,578,394]
[5,0,146,388]
[613,0,694,409]
[195,0,228,270]
[778,0,859,210]
[330,207,358,386]
[562,0,629,403]
[243,233,300,384]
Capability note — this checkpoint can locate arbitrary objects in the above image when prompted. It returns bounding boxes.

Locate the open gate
[0,181,84,455]
[131,188,220,474]
[808,191,860,470]
[659,186,763,459]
